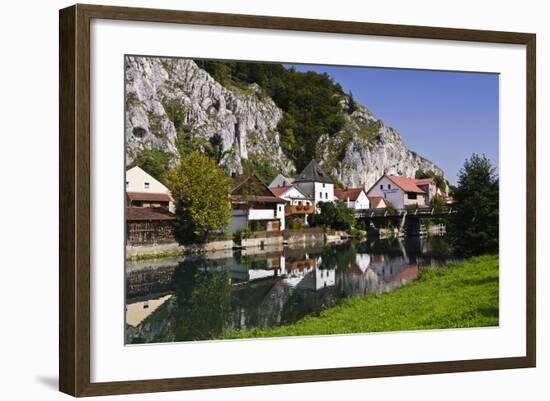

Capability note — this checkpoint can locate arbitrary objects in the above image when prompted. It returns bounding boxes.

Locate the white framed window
[144,182,150,189]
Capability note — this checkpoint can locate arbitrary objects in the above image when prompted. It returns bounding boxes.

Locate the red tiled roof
[126,207,176,221]
[269,186,293,197]
[414,178,435,186]
[335,188,365,201]
[127,192,172,202]
[387,175,425,193]
[367,196,385,208]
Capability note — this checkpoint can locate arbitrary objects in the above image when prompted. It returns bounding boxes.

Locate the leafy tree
[450,154,499,256]
[130,148,172,183]
[311,201,355,231]
[165,153,232,244]
[430,194,447,211]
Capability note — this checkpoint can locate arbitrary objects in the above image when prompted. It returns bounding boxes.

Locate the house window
[388,184,391,189]
[325,192,328,199]
[125,181,129,188]
[408,193,417,200]
[319,191,322,198]
[380,184,383,190]
[144,182,150,189]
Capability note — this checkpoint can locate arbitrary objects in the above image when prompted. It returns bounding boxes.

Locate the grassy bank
[225,255,499,339]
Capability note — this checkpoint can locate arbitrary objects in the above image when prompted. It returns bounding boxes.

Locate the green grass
[126,250,183,262]
[225,255,499,339]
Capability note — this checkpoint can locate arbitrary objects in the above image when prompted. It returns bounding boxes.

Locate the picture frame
[59,3,536,397]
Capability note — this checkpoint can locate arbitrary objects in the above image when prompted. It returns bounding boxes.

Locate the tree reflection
[172,257,231,341]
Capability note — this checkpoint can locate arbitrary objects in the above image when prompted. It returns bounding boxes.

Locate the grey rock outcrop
[125,56,443,189]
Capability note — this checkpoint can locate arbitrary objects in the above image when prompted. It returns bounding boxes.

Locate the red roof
[127,192,172,203]
[386,175,425,193]
[367,196,385,208]
[335,188,365,201]
[126,207,176,221]
[269,186,293,197]
[414,178,435,186]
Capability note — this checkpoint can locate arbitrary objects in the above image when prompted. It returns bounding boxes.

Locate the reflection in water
[126,236,458,344]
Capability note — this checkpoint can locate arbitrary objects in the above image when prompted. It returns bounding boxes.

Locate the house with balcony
[366,175,428,209]
[292,160,335,211]
[229,173,286,233]
[335,187,370,210]
[269,185,315,224]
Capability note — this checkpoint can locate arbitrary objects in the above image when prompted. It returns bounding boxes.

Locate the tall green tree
[165,153,232,244]
[450,154,499,256]
[311,201,355,231]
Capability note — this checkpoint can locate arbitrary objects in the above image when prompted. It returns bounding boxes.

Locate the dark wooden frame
[59,3,536,397]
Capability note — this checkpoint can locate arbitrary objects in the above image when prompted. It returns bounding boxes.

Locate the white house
[292,160,334,210]
[126,166,175,212]
[270,185,314,225]
[366,175,427,209]
[230,173,286,233]
[334,188,370,210]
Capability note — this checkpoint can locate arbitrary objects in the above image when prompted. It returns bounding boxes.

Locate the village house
[126,166,177,246]
[126,206,176,246]
[269,185,315,225]
[126,166,175,212]
[230,173,286,233]
[292,160,335,210]
[366,175,428,209]
[415,177,449,203]
[367,196,390,209]
[334,187,370,210]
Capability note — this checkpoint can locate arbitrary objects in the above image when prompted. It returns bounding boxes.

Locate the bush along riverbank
[225,255,498,339]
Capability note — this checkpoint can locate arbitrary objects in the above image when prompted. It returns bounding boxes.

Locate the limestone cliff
[125,56,443,189]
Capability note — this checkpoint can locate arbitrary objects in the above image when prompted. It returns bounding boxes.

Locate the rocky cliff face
[125,56,443,189]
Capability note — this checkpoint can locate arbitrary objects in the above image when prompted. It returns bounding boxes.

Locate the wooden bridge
[355,207,457,236]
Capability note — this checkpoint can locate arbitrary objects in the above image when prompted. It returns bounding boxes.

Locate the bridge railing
[355,207,456,218]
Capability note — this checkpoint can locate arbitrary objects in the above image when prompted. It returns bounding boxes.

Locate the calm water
[126,236,457,344]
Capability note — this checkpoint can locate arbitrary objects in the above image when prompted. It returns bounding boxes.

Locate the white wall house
[270,185,314,225]
[366,175,427,209]
[335,188,370,210]
[126,166,175,212]
[292,160,334,211]
[230,174,286,233]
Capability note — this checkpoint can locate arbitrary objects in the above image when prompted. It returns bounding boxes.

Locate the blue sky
[286,64,499,185]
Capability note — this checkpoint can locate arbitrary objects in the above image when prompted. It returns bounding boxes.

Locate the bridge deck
[355,207,456,218]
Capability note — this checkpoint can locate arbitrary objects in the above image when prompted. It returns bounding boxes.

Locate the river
[125,236,458,344]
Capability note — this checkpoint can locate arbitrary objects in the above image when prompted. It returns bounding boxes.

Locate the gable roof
[386,175,425,193]
[269,174,294,188]
[126,207,176,221]
[367,196,386,208]
[270,185,309,199]
[231,173,285,203]
[414,177,435,186]
[335,188,365,201]
[231,173,272,196]
[127,192,172,203]
[294,160,333,184]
